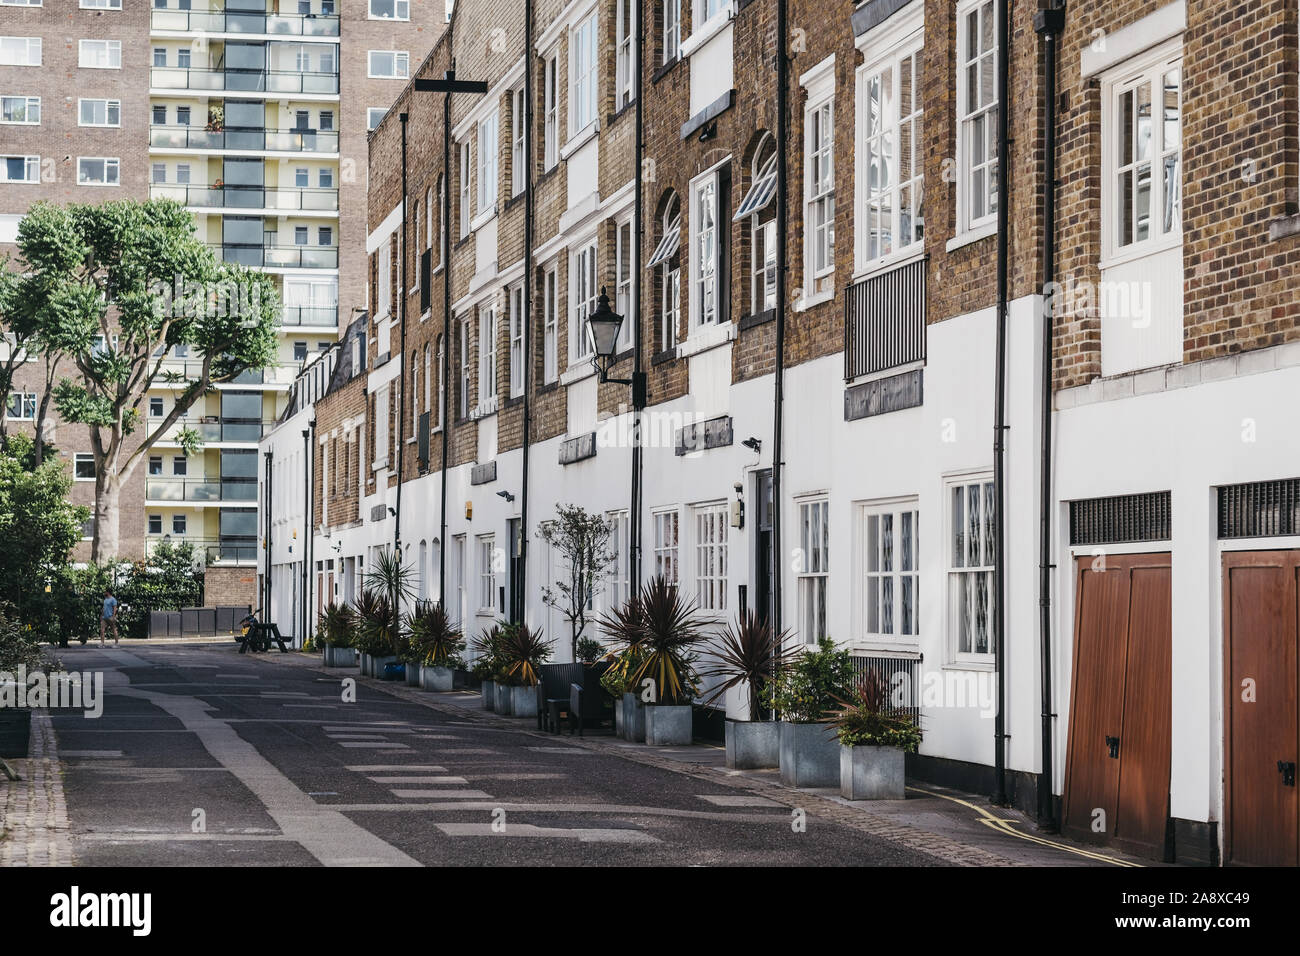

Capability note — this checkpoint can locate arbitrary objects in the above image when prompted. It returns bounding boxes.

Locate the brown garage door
[1063,553,1172,858]
[1222,550,1299,866]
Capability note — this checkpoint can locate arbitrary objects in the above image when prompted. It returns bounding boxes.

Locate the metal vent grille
[1218,478,1300,538]
[849,654,922,724]
[1069,492,1171,546]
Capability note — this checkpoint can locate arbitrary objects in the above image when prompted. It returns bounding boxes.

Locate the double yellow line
[906,785,1142,867]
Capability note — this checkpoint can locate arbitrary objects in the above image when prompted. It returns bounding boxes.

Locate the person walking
[100,588,120,646]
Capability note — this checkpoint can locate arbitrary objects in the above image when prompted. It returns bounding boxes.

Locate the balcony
[282,305,338,327]
[219,244,338,269]
[150,124,340,154]
[151,183,338,212]
[155,360,301,387]
[146,535,258,565]
[147,417,278,444]
[151,67,339,95]
[145,479,258,503]
[151,10,341,37]
[844,257,927,380]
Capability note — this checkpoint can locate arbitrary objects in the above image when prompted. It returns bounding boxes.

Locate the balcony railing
[844,257,927,380]
[219,244,338,269]
[147,418,278,443]
[151,183,338,211]
[151,67,339,95]
[282,306,338,327]
[150,124,340,153]
[151,10,341,37]
[145,478,258,503]
[155,360,299,386]
[146,536,258,565]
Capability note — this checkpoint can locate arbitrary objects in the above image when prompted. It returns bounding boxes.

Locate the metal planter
[510,684,540,718]
[644,704,693,746]
[840,744,906,800]
[621,693,645,742]
[420,666,454,692]
[494,681,512,715]
[481,679,495,710]
[725,720,781,769]
[779,721,841,788]
[405,663,421,686]
[0,706,31,759]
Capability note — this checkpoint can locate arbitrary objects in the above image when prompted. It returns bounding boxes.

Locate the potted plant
[408,600,464,692]
[698,610,791,769]
[318,602,356,668]
[496,621,553,718]
[471,626,501,710]
[626,576,704,747]
[352,589,397,678]
[768,636,855,787]
[362,549,415,680]
[597,594,647,741]
[827,672,921,800]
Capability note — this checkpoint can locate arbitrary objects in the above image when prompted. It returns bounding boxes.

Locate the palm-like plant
[824,671,922,752]
[697,610,792,721]
[352,589,396,657]
[627,576,706,706]
[366,547,416,610]
[596,593,646,697]
[496,622,553,687]
[407,600,464,667]
[470,623,503,679]
[318,601,355,649]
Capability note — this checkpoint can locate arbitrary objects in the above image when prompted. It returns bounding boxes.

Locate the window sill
[504,189,527,212]
[652,56,682,85]
[503,393,524,409]
[1268,212,1300,242]
[853,248,926,285]
[536,380,559,395]
[470,396,498,420]
[676,321,735,359]
[738,308,776,332]
[942,659,997,673]
[794,288,834,313]
[469,205,497,233]
[945,222,997,253]
[560,120,599,161]
[560,362,596,386]
[1099,233,1183,272]
[651,347,677,366]
[605,100,635,127]
[679,4,735,58]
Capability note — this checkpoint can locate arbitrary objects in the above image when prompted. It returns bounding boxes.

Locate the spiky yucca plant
[626,576,705,706]
[495,622,553,687]
[697,609,792,721]
[596,593,646,698]
[318,601,355,649]
[407,600,464,667]
[352,589,397,657]
[824,671,922,752]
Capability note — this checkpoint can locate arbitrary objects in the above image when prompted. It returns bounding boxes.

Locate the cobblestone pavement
[0,711,73,866]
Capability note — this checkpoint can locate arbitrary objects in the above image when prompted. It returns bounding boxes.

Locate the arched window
[737,132,778,315]
[417,540,428,600]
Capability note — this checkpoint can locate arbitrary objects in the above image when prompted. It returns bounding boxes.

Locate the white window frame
[367,107,387,130]
[615,216,634,351]
[569,12,598,135]
[615,0,635,111]
[81,0,123,9]
[689,164,724,330]
[543,49,559,170]
[855,11,925,272]
[946,472,996,666]
[653,509,679,586]
[542,262,558,383]
[797,498,830,644]
[373,386,390,469]
[511,86,526,198]
[1100,39,1183,267]
[5,391,36,421]
[692,502,728,613]
[663,0,681,64]
[476,113,498,213]
[658,195,681,351]
[76,157,120,187]
[458,140,471,238]
[955,0,998,237]
[478,304,497,405]
[74,453,95,481]
[477,534,497,614]
[606,509,630,608]
[79,39,122,70]
[376,239,391,318]
[0,38,42,68]
[569,240,597,363]
[508,282,524,398]
[458,317,472,418]
[367,50,409,79]
[802,56,836,293]
[857,497,920,647]
[368,0,409,21]
[79,98,121,128]
[0,96,39,125]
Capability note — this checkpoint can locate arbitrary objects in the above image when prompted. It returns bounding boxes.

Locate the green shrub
[827,672,922,752]
[764,636,855,723]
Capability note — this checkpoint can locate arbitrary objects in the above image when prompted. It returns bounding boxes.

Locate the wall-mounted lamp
[741,437,762,454]
[497,490,515,503]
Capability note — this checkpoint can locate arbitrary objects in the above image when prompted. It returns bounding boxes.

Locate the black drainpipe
[395,111,410,640]
[263,449,273,620]
[991,0,1012,807]
[771,0,789,644]
[437,53,454,608]
[301,424,311,646]
[629,0,645,591]
[519,0,534,621]
[1034,0,1065,831]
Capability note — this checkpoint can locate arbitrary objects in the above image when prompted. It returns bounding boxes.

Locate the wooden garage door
[1063,553,1172,858]
[1223,551,1300,866]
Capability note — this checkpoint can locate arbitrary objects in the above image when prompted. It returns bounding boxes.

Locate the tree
[0,263,37,447]
[536,504,616,661]
[0,433,88,635]
[3,199,279,561]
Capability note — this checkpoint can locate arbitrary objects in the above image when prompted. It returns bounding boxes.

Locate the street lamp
[587,287,646,406]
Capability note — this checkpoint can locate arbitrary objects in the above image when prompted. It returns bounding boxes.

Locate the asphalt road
[49,643,938,867]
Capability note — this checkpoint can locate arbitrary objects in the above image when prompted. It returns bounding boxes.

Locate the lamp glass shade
[587,288,623,358]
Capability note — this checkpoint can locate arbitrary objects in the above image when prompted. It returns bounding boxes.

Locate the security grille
[1218,478,1300,538]
[1069,491,1171,545]
[849,653,922,725]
